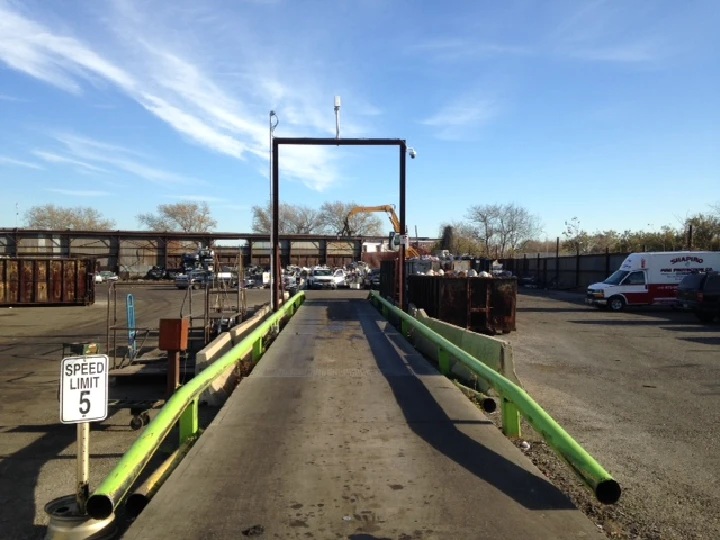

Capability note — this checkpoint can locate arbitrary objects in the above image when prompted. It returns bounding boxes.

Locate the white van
[586,251,720,311]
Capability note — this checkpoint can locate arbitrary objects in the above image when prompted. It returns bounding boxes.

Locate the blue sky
[0,0,718,240]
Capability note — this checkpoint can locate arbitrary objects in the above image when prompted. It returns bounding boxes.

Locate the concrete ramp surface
[123,294,603,539]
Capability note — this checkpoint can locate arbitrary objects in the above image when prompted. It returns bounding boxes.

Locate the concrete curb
[195,292,291,406]
[406,304,523,394]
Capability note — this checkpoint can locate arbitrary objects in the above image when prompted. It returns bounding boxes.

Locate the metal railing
[369,291,621,505]
[85,292,306,520]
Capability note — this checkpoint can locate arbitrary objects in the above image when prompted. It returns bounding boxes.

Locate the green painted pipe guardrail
[369,291,621,505]
[86,292,306,520]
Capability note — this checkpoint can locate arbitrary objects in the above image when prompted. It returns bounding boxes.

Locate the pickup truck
[308,267,339,289]
[676,271,720,323]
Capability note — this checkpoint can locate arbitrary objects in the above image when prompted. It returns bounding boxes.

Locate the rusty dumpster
[0,258,95,306]
[407,275,516,334]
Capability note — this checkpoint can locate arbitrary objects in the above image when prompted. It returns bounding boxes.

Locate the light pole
[269,110,279,310]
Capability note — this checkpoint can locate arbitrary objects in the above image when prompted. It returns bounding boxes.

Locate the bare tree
[496,203,543,256]
[137,202,217,233]
[465,203,542,257]
[24,205,115,230]
[319,201,384,236]
[562,217,591,253]
[465,204,499,257]
[250,203,324,234]
[438,222,483,255]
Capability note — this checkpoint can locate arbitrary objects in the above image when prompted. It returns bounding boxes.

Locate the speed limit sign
[59,354,109,424]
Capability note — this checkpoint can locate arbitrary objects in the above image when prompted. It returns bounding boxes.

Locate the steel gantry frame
[271,137,408,312]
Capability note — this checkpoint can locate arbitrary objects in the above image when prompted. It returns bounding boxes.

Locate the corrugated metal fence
[500,252,631,290]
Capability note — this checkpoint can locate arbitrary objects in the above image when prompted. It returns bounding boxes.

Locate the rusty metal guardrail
[369,290,621,505]
[85,291,306,520]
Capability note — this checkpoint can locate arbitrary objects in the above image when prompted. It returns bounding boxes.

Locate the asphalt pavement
[0,283,270,540]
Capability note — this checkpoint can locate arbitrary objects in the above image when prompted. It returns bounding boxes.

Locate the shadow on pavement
[517,307,593,313]
[316,298,577,512]
[0,422,123,540]
[676,336,720,346]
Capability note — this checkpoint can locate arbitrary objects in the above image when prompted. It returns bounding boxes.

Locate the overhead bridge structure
[0,229,436,274]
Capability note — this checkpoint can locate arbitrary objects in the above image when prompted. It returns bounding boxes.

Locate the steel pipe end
[481,398,497,413]
[86,494,114,520]
[125,493,149,518]
[596,479,622,505]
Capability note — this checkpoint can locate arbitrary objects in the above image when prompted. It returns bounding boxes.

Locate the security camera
[408,147,417,159]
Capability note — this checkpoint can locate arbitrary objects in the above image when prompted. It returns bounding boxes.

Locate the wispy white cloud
[138,93,248,159]
[566,43,658,63]
[550,3,664,64]
[47,188,112,197]
[408,38,533,61]
[0,93,27,102]
[48,133,195,185]
[0,155,43,169]
[0,5,135,94]
[0,1,354,191]
[420,100,498,141]
[33,151,109,173]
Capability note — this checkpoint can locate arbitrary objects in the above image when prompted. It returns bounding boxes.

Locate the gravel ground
[0,283,270,540]
[499,289,720,540]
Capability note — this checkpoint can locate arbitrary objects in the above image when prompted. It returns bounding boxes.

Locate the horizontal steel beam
[0,229,395,242]
[274,137,406,146]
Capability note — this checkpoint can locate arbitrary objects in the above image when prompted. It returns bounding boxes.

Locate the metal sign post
[77,423,90,512]
[126,294,137,362]
[60,354,110,512]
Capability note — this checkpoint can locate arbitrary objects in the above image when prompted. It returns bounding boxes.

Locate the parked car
[333,269,346,288]
[676,271,720,323]
[308,267,336,289]
[364,269,381,290]
[95,271,118,283]
[145,266,165,280]
[175,270,210,290]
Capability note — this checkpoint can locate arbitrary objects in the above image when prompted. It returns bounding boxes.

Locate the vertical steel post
[269,113,275,313]
[77,422,90,513]
[272,138,280,312]
[167,351,180,398]
[398,143,406,310]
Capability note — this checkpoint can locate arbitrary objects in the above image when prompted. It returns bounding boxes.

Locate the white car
[95,271,118,283]
[333,269,346,288]
[308,267,336,289]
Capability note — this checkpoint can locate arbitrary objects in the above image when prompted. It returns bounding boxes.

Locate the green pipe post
[86,292,305,520]
[179,399,199,444]
[369,291,621,505]
[438,347,451,376]
[501,398,521,437]
[252,338,263,362]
